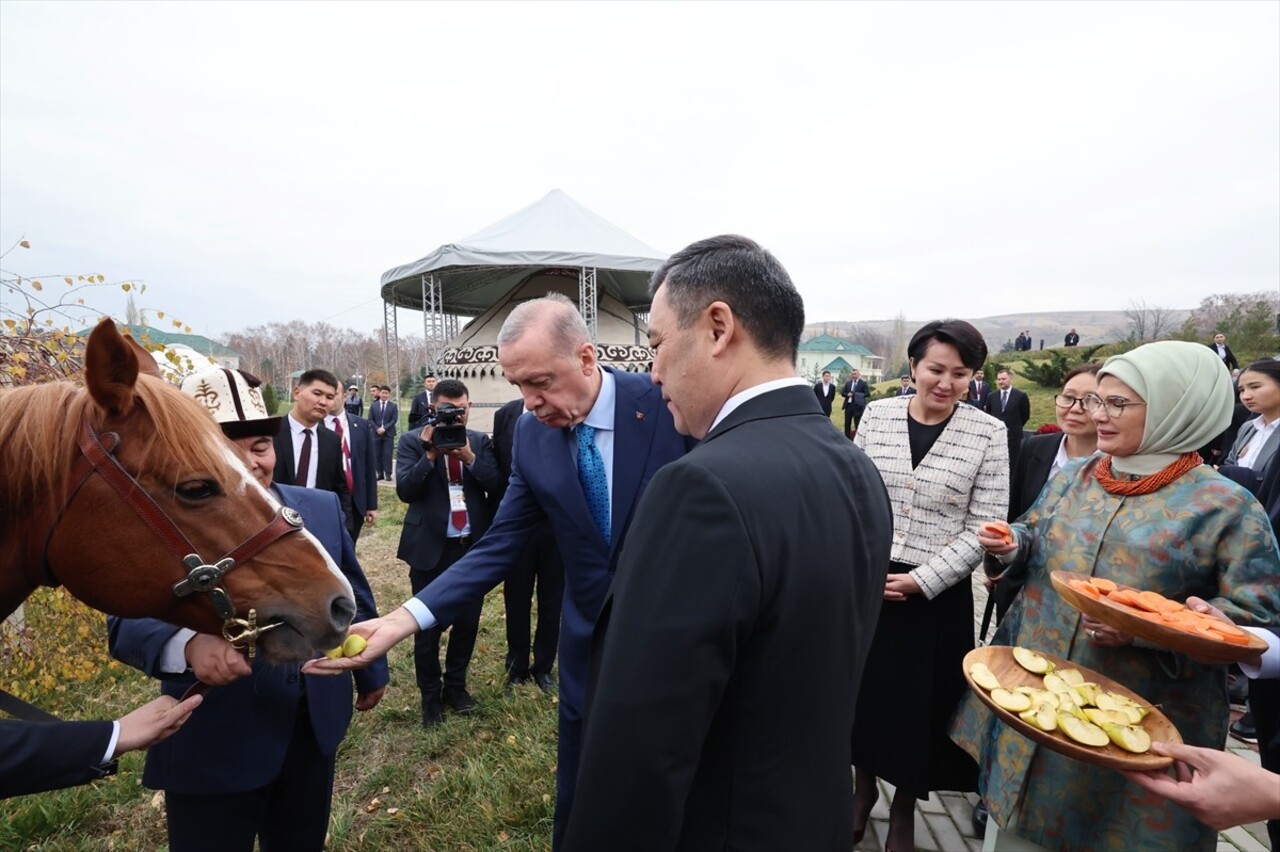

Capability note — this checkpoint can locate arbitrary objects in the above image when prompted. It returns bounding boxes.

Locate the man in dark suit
[1208,332,1241,371]
[327,395,378,542]
[110,366,388,850]
[985,368,1031,466]
[562,235,893,851]
[841,368,870,436]
[305,292,690,849]
[492,397,564,693]
[1,688,202,799]
[407,373,438,430]
[896,375,917,396]
[273,369,356,530]
[813,369,836,416]
[394,378,502,724]
[1064,329,1080,347]
[369,385,398,481]
[968,370,991,409]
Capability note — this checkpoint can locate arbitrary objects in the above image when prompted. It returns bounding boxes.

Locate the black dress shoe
[972,800,990,837]
[422,697,443,728]
[1230,711,1258,744]
[505,675,531,691]
[443,688,477,714]
[533,673,558,696]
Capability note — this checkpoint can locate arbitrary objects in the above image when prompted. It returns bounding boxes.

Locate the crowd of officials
[5,236,1280,852]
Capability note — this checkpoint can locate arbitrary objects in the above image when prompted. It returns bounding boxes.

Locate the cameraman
[394,379,503,726]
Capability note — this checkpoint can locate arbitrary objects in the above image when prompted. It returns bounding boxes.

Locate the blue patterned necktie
[576,424,610,544]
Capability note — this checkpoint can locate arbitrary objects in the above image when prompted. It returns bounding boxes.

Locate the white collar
[581,367,616,432]
[710,377,809,433]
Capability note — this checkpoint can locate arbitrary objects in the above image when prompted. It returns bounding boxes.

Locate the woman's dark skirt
[851,565,979,798]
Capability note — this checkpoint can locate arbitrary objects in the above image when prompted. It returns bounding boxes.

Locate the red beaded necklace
[1093,451,1202,496]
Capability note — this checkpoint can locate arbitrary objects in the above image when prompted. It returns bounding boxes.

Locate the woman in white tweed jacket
[850,319,1009,852]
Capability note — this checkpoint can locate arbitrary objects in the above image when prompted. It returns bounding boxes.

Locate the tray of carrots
[1050,571,1268,664]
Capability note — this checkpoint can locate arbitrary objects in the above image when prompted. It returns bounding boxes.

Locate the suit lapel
[609,373,662,558]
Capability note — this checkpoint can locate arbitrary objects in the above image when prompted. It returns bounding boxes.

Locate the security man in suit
[841,368,869,436]
[273,369,355,530]
[984,367,1032,466]
[814,369,837,416]
[369,385,399,481]
[564,235,893,850]
[304,292,690,849]
[394,378,503,725]
[968,370,991,409]
[407,373,438,430]
[326,392,378,542]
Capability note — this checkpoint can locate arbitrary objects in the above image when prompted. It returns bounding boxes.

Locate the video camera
[425,402,468,451]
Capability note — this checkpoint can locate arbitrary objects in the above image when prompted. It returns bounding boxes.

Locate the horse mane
[0,375,239,519]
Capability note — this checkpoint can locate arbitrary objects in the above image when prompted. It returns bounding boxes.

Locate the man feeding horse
[110,366,389,852]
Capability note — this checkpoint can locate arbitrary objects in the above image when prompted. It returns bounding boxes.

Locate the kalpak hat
[181,367,283,439]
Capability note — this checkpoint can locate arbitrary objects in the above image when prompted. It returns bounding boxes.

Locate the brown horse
[0,319,354,663]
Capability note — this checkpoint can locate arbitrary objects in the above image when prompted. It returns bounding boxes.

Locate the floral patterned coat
[950,457,1280,851]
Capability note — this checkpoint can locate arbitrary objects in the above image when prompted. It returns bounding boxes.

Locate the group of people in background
[8,236,1280,852]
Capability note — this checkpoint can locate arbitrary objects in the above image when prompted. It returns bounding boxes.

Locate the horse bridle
[42,417,308,659]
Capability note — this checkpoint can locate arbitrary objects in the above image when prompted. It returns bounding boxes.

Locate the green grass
[1,496,558,850]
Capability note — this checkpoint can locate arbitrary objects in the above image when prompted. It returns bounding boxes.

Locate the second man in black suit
[841,368,869,437]
[984,368,1031,466]
[395,378,503,725]
[274,369,356,529]
[564,235,893,851]
[369,385,399,481]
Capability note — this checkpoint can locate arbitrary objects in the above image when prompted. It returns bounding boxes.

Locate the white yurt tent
[380,191,667,433]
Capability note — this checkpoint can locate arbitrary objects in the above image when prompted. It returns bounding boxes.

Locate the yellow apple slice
[323,645,344,660]
[1084,708,1129,727]
[1057,668,1085,686]
[1043,673,1068,695]
[1058,712,1110,747]
[1019,702,1058,732]
[991,689,1033,713]
[1074,683,1100,705]
[969,665,1001,692]
[342,634,368,657]
[1102,723,1152,753]
[1012,646,1055,674]
[1094,692,1120,712]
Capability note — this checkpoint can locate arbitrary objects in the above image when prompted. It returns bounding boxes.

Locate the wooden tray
[1051,571,1269,664]
[963,646,1180,771]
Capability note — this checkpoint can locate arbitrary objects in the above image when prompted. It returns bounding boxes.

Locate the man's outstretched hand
[301,607,420,675]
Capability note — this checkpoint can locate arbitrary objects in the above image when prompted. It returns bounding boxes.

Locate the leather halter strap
[47,417,306,654]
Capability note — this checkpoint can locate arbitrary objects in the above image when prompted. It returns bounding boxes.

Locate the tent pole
[383,298,399,398]
[579,267,598,344]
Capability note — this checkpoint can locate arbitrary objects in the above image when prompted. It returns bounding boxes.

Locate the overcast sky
[2,0,1277,339]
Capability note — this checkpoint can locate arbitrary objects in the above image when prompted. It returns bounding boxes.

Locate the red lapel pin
[635,411,645,421]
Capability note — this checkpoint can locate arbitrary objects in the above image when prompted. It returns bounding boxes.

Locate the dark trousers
[552,709,582,851]
[843,405,864,437]
[503,523,564,679]
[1249,677,1280,849]
[374,434,393,479]
[164,704,334,852]
[409,539,481,700]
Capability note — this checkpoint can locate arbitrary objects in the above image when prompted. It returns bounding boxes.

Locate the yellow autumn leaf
[19,239,29,248]
[172,320,181,328]
[156,311,165,319]
[32,280,42,291]
[183,325,191,333]
[3,319,14,329]
[121,283,131,292]
[64,277,73,285]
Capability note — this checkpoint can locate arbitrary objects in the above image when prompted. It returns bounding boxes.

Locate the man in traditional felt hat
[109,367,389,852]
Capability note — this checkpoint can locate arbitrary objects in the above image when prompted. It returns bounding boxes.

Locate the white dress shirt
[709,377,809,433]
[1238,415,1280,470]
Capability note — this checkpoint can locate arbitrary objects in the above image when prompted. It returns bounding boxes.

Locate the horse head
[0,319,356,664]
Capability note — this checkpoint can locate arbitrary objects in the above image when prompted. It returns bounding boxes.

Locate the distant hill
[806,309,1193,353]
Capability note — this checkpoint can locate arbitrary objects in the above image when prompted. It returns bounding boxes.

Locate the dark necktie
[447,454,467,532]
[295,428,312,487]
[333,418,354,492]
[576,424,610,544]
[1001,390,1009,411]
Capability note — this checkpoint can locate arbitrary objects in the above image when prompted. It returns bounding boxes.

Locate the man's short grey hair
[497,291,591,354]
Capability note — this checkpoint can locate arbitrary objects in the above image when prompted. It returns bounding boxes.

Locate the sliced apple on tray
[1012,646,1055,674]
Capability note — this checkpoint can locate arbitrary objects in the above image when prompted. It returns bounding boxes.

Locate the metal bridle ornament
[40,417,308,660]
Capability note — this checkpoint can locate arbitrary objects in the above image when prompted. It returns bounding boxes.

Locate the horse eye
[176,480,221,501]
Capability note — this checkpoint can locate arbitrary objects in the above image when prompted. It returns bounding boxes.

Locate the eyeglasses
[1080,394,1147,418]
[1053,395,1088,412]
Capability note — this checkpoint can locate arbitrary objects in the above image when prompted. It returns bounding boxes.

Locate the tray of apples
[963,645,1182,770]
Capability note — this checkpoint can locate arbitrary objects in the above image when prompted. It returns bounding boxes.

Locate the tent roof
[380,190,667,316]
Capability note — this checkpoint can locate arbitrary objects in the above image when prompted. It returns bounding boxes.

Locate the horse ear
[124,332,163,379]
[84,318,140,416]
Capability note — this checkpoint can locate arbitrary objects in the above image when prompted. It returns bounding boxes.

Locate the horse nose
[329,594,356,632]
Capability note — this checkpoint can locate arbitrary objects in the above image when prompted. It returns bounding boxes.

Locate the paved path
[848,575,1271,851]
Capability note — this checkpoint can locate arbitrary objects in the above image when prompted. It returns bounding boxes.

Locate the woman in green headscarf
[951,341,1280,851]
